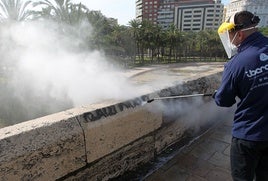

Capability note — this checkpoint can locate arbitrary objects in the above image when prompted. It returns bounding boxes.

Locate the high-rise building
[136,0,143,22]
[136,0,160,24]
[158,0,179,29]
[136,0,224,31]
[174,0,224,31]
[225,0,268,27]
[135,0,268,31]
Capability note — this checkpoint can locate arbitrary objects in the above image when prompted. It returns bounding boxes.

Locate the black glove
[212,90,217,99]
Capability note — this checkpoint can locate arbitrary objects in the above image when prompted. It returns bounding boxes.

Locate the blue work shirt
[215,31,268,141]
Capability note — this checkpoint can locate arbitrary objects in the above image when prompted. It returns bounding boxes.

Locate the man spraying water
[214,11,268,181]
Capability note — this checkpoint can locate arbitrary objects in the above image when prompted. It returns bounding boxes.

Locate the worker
[213,10,268,181]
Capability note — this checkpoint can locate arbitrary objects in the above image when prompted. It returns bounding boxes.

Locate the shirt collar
[238,31,262,52]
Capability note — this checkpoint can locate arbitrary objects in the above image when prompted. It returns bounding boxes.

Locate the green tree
[260,27,268,37]
[165,24,181,62]
[86,10,114,50]
[196,30,210,60]
[129,19,141,63]
[140,21,161,63]
[0,0,33,22]
[33,0,88,25]
[138,20,159,64]
[180,31,195,61]
[34,0,72,22]
[206,30,223,60]
[105,25,125,56]
[33,0,92,50]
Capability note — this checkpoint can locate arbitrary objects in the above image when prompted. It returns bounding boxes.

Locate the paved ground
[124,62,234,181]
[144,118,233,181]
[125,62,225,95]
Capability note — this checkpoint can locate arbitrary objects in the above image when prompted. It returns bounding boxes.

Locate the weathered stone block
[65,135,155,181]
[79,102,162,163]
[0,112,86,180]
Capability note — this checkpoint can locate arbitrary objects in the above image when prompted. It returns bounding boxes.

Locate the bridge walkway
[144,118,233,181]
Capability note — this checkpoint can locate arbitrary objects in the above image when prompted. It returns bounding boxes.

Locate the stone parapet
[0,72,222,180]
[0,112,86,180]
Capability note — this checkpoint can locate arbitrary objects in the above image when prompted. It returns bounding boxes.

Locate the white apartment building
[225,0,268,27]
[158,0,179,29]
[174,0,224,31]
[136,0,143,22]
[158,8,174,29]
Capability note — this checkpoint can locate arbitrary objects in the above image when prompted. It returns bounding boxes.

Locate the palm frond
[0,0,35,21]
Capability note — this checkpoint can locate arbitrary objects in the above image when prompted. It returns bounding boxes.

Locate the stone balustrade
[0,72,222,180]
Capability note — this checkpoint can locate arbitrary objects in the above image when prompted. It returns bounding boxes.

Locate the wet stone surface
[144,119,233,181]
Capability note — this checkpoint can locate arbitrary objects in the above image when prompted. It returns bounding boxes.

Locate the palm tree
[0,0,34,22]
[129,19,141,63]
[148,24,162,63]
[196,30,210,61]
[86,10,113,50]
[138,20,158,64]
[165,24,181,62]
[33,0,71,22]
[33,0,88,25]
[139,20,156,63]
[205,30,223,60]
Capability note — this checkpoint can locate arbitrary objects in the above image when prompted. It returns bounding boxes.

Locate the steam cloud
[0,20,139,126]
[0,20,231,129]
[156,97,234,134]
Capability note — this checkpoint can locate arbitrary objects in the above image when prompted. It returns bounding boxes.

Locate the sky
[222,0,230,5]
[73,0,136,26]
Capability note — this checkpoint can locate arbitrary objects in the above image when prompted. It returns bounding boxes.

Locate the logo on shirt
[245,64,268,78]
[260,53,268,61]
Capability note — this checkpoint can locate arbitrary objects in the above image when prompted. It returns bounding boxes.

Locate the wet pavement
[122,62,234,181]
[144,118,233,181]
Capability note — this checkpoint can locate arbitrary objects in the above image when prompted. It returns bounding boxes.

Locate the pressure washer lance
[147,93,213,103]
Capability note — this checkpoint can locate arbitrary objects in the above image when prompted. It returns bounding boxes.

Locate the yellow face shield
[218,11,260,58]
[218,22,235,34]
